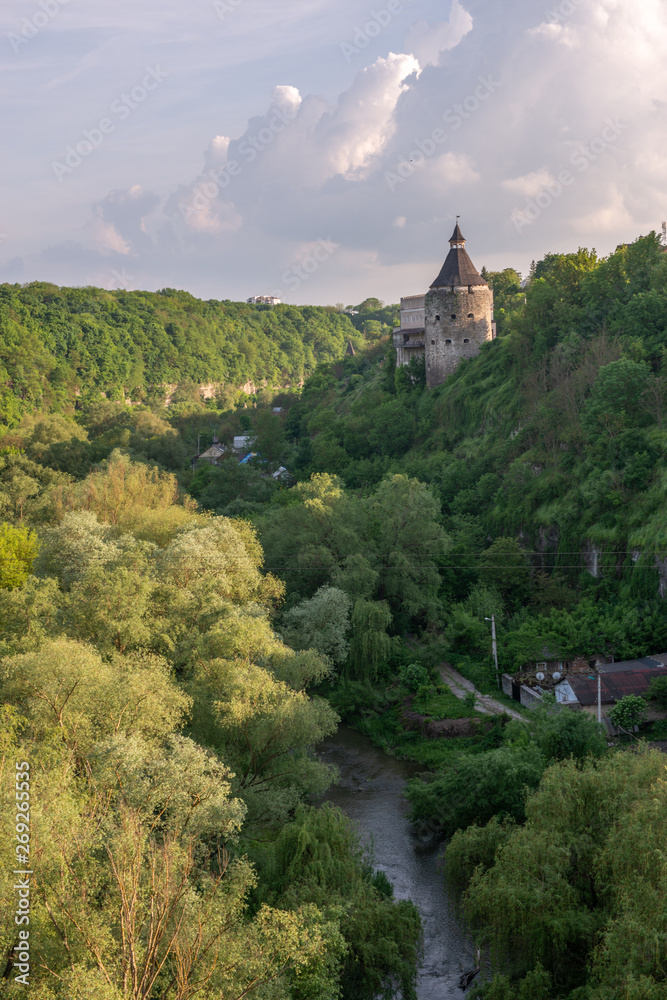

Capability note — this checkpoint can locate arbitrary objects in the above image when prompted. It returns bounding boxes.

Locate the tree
[0,521,38,588]
[35,510,154,588]
[480,537,531,609]
[257,804,422,1000]
[259,473,365,601]
[484,268,525,335]
[30,733,331,1000]
[281,585,352,666]
[51,450,200,545]
[252,410,285,466]
[356,298,384,312]
[158,517,283,609]
[368,474,447,627]
[641,374,667,429]
[462,750,667,988]
[406,745,545,835]
[0,575,62,656]
[583,358,651,438]
[188,656,339,825]
[468,964,553,1000]
[608,694,648,731]
[65,566,155,655]
[347,600,394,682]
[395,355,426,393]
[527,703,607,762]
[647,674,667,709]
[0,638,190,755]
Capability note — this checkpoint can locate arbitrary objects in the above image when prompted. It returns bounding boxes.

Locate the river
[317,725,476,999]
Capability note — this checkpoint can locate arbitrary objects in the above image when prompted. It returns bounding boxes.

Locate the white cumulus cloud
[405,0,473,68]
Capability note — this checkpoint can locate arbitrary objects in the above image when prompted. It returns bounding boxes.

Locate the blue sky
[2,0,666,304]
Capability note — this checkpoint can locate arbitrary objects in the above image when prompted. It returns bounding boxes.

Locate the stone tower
[424,223,494,388]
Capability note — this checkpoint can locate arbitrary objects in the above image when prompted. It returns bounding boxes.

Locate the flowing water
[317,725,476,999]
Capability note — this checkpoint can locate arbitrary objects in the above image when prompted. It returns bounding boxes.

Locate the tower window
[445,339,452,345]
[435,314,440,321]
[450,314,456,320]
[431,339,435,345]
[468,286,473,294]
[403,333,409,342]
[467,313,474,318]
[463,338,470,343]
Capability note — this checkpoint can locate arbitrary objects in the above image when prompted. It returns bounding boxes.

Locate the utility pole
[485,615,500,688]
[597,667,602,724]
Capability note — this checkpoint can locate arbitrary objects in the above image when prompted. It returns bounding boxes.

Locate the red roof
[569,667,667,706]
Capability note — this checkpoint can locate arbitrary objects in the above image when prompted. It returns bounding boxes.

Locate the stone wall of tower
[424,285,493,388]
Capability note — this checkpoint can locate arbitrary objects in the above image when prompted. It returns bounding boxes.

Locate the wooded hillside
[0,283,364,424]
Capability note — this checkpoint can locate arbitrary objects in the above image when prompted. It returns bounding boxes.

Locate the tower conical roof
[449,221,465,244]
[430,223,488,288]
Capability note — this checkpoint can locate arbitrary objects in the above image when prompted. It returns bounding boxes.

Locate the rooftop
[567,665,667,706]
[430,223,488,289]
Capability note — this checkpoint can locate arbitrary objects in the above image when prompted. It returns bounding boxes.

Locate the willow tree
[347,600,393,682]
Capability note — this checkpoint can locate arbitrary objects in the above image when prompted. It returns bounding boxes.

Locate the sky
[1,0,667,305]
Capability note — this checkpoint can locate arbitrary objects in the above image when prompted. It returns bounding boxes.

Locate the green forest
[1,232,667,999]
[0,283,367,425]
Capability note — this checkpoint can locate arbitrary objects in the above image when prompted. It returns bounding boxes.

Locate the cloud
[405,0,473,67]
[89,186,161,254]
[5,0,667,304]
[502,170,559,199]
[527,22,580,48]
[434,152,479,185]
[573,183,635,234]
[92,220,130,255]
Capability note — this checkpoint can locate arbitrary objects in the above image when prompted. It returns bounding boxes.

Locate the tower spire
[449,217,465,247]
[430,222,487,289]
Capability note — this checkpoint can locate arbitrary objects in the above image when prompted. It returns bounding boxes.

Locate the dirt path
[439,663,525,722]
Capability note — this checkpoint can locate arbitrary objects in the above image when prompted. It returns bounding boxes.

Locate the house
[247,295,281,305]
[233,435,254,451]
[555,654,667,713]
[501,649,570,705]
[196,435,227,466]
[503,651,667,715]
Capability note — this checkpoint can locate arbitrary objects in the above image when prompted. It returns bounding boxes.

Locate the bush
[399,662,430,692]
[530,704,607,762]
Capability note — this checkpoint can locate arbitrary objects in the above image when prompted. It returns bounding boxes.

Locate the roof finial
[449,218,465,247]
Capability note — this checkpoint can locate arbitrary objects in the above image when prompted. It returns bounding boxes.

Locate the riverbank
[318,725,476,999]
